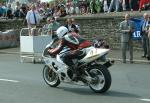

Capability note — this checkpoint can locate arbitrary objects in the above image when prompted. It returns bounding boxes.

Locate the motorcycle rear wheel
[89,65,111,93]
[43,65,60,87]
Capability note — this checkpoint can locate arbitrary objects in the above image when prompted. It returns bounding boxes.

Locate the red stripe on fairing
[67,43,78,50]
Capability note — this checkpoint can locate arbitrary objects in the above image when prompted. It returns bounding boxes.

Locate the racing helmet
[56,26,69,39]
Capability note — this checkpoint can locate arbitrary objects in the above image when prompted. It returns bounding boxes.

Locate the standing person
[90,0,101,14]
[79,0,88,15]
[129,0,134,11]
[14,6,20,18]
[59,5,67,17]
[47,17,60,39]
[65,18,78,33]
[141,13,150,58]
[119,13,135,63]
[53,6,61,19]
[121,0,126,11]
[139,0,150,12]
[66,0,74,15]
[71,18,80,33]
[73,0,80,14]
[26,4,41,36]
[128,0,139,11]
[108,0,120,13]
[6,4,13,19]
[147,21,150,60]
[20,3,28,19]
[0,3,4,17]
[42,17,52,35]
[103,0,109,12]
[14,1,21,18]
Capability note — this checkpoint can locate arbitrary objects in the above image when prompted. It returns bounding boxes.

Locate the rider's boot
[72,73,77,81]
[70,66,78,81]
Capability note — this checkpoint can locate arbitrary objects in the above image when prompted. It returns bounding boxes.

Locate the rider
[48,26,92,80]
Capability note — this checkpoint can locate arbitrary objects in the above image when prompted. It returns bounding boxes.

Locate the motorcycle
[42,38,114,93]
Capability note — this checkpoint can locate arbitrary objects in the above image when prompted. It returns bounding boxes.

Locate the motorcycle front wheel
[43,65,60,87]
[89,65,111,93]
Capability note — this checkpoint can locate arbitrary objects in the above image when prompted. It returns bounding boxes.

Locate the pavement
[0,47,150,64]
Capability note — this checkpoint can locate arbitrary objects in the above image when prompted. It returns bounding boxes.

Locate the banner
[131,17,144,40]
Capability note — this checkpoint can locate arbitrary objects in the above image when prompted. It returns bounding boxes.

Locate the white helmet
[56,26,68,39]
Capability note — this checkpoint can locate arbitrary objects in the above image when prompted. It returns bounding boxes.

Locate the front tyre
[43,65,60,87]
[89,65,111,93]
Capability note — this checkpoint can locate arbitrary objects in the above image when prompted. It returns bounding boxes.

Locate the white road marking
[140,99,150,102]
[0,79,20,83]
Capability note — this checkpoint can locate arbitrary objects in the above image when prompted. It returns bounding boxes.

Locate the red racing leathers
[48,33,91,56]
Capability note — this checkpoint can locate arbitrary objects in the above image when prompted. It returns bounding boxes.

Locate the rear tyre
[43,65,60,87]
[89,65,111,93]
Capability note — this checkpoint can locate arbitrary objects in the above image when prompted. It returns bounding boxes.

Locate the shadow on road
[56,86,141,98]
[104,90,141,98]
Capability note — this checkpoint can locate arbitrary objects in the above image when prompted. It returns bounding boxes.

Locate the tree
[0,0,7,3]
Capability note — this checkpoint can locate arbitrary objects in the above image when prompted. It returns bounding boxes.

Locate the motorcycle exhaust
[103,60,114,69]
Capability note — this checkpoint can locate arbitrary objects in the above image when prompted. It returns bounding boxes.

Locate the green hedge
[0,0,6,3]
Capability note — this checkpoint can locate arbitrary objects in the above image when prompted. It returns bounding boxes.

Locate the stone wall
[58,12,145,49]
[0,19,26,44]
[0,19,25,32]
[0,12,148,49]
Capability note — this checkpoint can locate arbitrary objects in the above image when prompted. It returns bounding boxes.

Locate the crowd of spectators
[0,0,150,20]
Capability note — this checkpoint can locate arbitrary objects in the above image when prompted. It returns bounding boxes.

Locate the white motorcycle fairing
[80,47,109,63]
[43,46,109,82]
[42,41,113,93]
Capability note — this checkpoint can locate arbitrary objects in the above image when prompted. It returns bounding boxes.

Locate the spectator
[90,0,102,14]
[108,0,120,13]
[41,17,52,35]
[103,0,109,12]
[65,18,78,33]
[53,6,61,18]
[148,21,150,60]
[128,0,139,11]
[44,3,52,17]
[59,5,67,17]
[26,4,41,35]
[20,4,28,18]
[35,0,41,11]
[47,17,60,39]
[120,0,126,11]
[50,2,55,15]
[15,1,21,10]
[141,13,150,58]
[38,8,46,20]
[14,5,20,18]
[93,38,109,48]
[66,0,74,15]
[0,3,4,17]
[2,3,7,17]
[139,0,150,12]
[6,4,13,19]
[79,0,88,15]
[73,0,80,14]
[119,13,135,63]
[129,0,134,11]
[71,18,80,33]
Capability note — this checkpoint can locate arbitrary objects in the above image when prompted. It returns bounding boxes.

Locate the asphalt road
[0,54,150,103]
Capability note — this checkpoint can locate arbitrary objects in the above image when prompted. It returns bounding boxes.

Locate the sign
[131,17,144,40]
